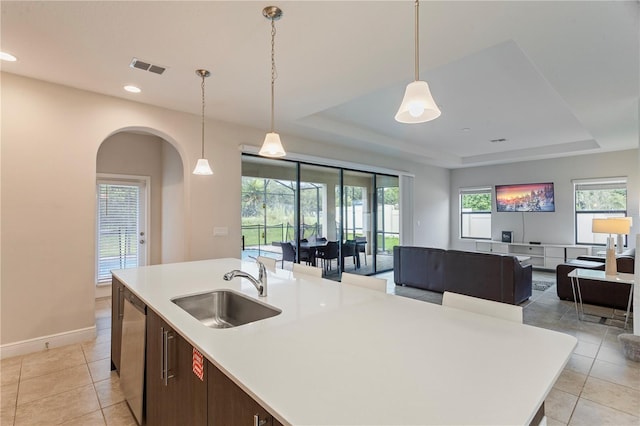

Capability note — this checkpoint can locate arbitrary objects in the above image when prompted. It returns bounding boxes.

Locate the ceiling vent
[490,138,508,143]
[129,58,166,75]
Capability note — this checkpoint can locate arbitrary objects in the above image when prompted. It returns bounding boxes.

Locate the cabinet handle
[118,286,124,319]
[161,327,175,386]
[254,414,268,426]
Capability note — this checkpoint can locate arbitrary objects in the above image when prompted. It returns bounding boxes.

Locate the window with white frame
[574,178,627,245]
[460,187,492,239]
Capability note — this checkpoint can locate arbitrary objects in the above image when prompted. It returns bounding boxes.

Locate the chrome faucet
[223,258,268,297]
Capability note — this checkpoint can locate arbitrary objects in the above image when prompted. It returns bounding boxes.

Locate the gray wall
[450,150,639,251]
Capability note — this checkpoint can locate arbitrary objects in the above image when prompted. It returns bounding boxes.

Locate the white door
[96,176,148,284]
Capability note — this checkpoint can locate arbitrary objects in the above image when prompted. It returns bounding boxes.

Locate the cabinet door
[492,243,509,254]
[146,309,207,426]
[208,361,275,426]
[566,247,589,260]
[110,278,124,373]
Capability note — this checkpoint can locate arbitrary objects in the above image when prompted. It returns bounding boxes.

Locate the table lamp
[592,218,631,276]
[610,217,633,254]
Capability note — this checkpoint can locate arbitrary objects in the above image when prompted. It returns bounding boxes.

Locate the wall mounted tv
[495,182,555,212]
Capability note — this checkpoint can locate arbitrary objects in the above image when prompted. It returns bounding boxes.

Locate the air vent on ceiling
[129,58,166,75]
[490,138,508,143]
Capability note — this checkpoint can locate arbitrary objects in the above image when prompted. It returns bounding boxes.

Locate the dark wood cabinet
[146,308,208,426]
[208,361,279,426]
[110,277,124,372]
[114,284,283,425]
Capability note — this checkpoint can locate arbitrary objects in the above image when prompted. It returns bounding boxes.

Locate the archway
[95,128,186,297]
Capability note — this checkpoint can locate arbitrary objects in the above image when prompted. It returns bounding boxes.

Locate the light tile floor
[1,298,136,426]
[1,272,638,425]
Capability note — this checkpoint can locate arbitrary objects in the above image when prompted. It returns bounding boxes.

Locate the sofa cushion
[567,259,606,268]
[393,246,446,292]
[444,250,504,302]
[620,248,635,257]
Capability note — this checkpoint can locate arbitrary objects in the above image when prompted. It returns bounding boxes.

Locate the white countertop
[113,258,577,426]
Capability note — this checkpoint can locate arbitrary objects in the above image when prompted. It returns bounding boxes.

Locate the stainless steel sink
[171,290,281,328]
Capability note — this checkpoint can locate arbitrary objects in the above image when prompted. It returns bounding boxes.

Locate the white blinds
[460,187,492,195]
[97,183,140,282]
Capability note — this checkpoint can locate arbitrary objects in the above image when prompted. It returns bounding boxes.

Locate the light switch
[213,227,228,237]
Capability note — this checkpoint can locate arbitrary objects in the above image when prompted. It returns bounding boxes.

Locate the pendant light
[259,6,286,158]
[193,69,214,175]
[395,0,441,124]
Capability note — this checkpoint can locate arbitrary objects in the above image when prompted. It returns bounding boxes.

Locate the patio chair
[355,236,367,265]
[341,240,360,270]
[280,242,297,269]
[298,239,313,265]
[318,241,339,273]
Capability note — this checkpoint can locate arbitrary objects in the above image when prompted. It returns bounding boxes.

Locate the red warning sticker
[193,347,204,381]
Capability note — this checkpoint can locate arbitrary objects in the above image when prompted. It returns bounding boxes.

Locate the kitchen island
[112,258,577,425]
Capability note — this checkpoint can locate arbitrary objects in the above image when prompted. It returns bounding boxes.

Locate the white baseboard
[0,326,97,359]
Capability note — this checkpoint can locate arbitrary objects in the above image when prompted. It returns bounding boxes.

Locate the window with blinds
[574,179,627,245]
[97,183,140,282]
[460,187,492,239]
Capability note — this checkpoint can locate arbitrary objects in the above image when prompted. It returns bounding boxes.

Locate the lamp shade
[395,81,441,124]
[259,132,286,157]
[193,158,213,175]
[607,217,632,234]
[592,218,631,234]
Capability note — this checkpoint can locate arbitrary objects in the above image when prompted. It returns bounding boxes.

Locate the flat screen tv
[495,182,555,212]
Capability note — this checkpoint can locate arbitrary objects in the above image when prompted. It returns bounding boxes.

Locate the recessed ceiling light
[462,127,471,132]
[124,85,141,93]
[0,52,17,62]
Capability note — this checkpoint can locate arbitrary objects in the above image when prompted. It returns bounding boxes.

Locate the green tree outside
[461,193,491,212]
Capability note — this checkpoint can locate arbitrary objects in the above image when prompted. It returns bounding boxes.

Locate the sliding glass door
[241,157,297,260]
[241,154,398,277]
[375,174,399,272]
[342,170,375,275]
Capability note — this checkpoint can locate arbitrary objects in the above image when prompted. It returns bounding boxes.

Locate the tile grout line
[11,358,23,426]
[82,330,109,426]
[563,333,640,424]
[566,339,601,425]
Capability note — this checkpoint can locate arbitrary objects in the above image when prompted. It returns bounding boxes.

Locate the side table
[567,269,635,329]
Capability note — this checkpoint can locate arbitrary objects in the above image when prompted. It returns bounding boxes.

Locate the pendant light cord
[270,17,277,133]
[201,74,206,158]
[414,0,420,82]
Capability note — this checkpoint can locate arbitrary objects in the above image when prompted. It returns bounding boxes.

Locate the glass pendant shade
[193,158,213,175]
[193,69,213,176]
[260,6,286,158]
[259,132,286,157]
[395,81,441,123]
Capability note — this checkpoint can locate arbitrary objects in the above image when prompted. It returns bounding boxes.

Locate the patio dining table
[299,240,329,267]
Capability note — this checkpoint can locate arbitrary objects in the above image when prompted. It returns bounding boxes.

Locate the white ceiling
[2,1,638,168]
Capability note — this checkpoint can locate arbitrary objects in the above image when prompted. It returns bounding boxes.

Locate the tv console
[475,241,590,270]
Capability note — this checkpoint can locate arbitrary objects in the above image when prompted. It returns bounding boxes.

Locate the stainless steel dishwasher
[119,288,146,426]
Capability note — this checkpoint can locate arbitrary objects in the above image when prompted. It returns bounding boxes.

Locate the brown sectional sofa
[393,246,532,305]
[556,249,635,310]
